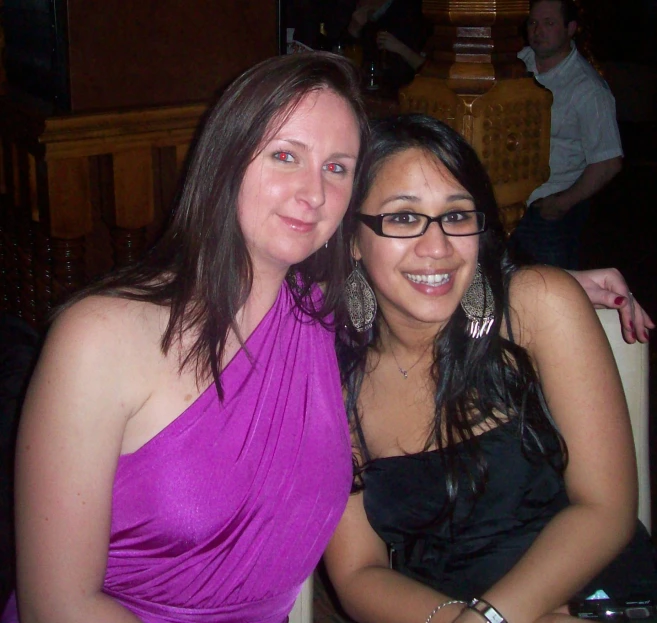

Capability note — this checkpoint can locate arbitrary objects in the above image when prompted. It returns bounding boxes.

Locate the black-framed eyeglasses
[357,211,486,238]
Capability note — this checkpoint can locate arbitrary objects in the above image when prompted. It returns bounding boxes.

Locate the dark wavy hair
[63,52,369,400]
[338,114,565,506]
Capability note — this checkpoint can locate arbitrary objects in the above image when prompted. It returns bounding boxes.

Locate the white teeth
[405,273,450,286]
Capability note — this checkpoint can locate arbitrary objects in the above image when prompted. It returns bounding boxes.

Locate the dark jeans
[509,199,590,270]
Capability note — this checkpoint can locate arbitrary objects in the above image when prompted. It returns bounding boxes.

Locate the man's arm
[376,31,426,70]
[535,156,622,220]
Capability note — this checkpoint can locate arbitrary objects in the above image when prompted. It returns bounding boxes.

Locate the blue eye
[273,152,294,163]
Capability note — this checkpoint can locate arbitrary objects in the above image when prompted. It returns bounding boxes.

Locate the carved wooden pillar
[46,157,92,305]
[3,143,21,314]
[0,96,205,328]
[401,0,552,233]
[34,223,53,321]
[12,150,39,324]
[30,154,53,320]
[109,148,154,267]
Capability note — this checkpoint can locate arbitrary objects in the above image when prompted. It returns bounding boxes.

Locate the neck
[381,321,434,381]
[535,45,571,73]
[235,270,287,342]
[380,316,436,357]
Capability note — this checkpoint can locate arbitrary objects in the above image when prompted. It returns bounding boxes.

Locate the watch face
[483,607,505,623]
[469,599,506,623]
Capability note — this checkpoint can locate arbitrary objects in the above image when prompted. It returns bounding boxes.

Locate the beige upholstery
[596,309,651,532]
[289,574,313,623]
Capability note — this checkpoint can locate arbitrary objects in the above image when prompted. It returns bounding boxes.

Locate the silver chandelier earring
[344,261,377,332]
[460,264,495,339]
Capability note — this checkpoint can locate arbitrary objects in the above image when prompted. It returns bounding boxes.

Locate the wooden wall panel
[66,0,278,111]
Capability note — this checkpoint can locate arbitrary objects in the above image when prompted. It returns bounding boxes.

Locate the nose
[297,166,326,209]
[414,221,453,259]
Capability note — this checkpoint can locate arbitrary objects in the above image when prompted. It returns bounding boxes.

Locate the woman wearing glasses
[2,52,650,622]
[324,115,656,623]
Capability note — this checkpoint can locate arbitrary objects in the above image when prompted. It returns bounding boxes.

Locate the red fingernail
[630,321,635,331]
[614,296,625,306]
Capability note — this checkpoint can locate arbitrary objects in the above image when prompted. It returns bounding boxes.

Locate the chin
[388,299,460,329]
[276,244,323,269]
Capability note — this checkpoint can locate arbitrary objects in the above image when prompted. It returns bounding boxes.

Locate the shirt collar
[521,40,577,77]
[537,40,577,79]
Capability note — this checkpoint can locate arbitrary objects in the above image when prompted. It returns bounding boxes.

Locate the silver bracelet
[425,600,467,623]
[467,598,507,623]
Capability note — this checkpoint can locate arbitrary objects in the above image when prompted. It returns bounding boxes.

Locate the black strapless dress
[361,419,657,601]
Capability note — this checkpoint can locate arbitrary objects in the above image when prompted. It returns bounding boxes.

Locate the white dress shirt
[518,42,623,205]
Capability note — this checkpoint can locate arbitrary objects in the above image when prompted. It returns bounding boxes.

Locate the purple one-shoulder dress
[3,282,352,623]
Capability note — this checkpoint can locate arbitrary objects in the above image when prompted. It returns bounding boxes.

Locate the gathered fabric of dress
[359,418,657,602]
[2,281,352,623]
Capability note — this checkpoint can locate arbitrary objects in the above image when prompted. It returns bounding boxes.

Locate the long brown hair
[66,53,370,399]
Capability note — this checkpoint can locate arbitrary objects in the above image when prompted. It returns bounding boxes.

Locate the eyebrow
[276,138,358,160]
[379,192,475,208]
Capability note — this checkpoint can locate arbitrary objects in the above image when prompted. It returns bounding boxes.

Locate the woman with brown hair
[2,53,369,623]
[2,52,649,623]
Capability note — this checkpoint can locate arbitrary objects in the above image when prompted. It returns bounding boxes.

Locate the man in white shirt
[511,0,623,269]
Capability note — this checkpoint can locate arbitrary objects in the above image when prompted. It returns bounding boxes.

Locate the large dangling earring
[344,261,377,332]
[460,264,495,339]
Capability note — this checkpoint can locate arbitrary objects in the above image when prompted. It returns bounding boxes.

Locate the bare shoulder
[50,295,163,356]
[38,295,167,416]
[509,265,588,308]
[13,296,176,613]
[507,266,596,350]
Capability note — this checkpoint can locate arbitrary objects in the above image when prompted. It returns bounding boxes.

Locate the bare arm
[324,493,465,623]
[456,268,637,623]
[569,268,654,343]
[348,5,374,38]
[326,270,637,623]
[535,157,622,219]
[376,31,426,70]
[14,298,150,623]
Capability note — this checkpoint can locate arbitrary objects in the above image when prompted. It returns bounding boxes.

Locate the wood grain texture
[65,0,278,111]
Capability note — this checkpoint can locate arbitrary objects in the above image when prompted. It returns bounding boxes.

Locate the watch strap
[467,598,507,623]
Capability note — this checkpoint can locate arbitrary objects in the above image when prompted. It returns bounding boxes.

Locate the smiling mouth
[404,273,450,287]
[280,216,317,232]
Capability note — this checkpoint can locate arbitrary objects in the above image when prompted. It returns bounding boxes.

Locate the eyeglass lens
[381,211,484,237]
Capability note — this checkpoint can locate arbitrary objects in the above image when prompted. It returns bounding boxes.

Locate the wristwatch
[467,598,507,623]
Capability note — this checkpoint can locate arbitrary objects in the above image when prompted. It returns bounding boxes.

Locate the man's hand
[349,1,383,35]
[534,193,569,220]
[376,31,405,55]
[535,158,623,221]
[352,5,373,27]
[375,31,426,70]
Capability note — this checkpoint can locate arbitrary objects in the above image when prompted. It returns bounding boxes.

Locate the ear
[567,20,577,38]
[351,235,363,263]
